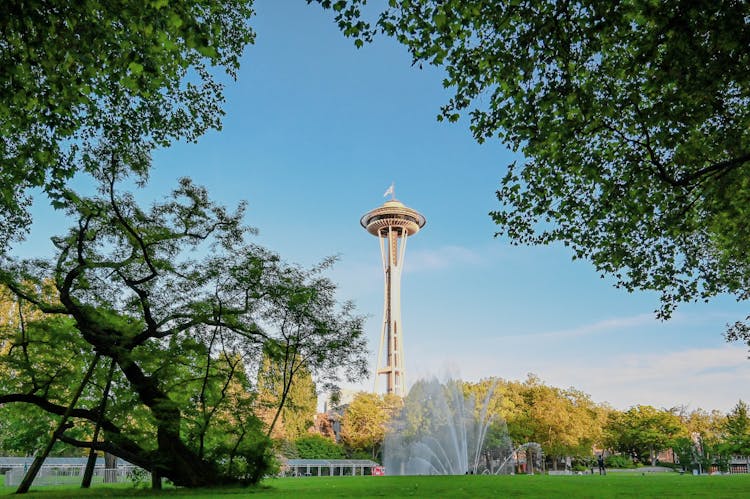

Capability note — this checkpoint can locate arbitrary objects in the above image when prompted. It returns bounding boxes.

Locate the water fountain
[383,378,514,475]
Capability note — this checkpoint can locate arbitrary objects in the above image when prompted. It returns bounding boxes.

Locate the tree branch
[677,152,750,187]
[106,162,160,286]
[0,280,67,314]
[57,434,152,471]
[0,393,121,433]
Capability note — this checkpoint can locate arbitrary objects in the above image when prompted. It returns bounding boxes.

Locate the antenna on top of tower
[383,182,395,200]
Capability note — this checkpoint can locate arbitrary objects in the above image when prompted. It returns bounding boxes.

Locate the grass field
[1,473,749,498]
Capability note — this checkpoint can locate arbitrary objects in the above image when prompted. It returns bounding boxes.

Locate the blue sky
[23,1,750,412]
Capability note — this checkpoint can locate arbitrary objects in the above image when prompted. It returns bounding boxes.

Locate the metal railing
[3,465,146,487]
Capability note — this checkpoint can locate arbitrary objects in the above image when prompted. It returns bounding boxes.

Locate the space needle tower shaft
[360,189,426,396]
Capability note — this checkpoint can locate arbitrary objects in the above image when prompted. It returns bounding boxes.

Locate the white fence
[4,465,146,487]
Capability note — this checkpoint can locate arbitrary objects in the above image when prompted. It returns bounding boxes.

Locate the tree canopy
[604,405,684,464]
[0,0,254,249]
[341,391,401,460]
[466,375,606,465]
[256,352,319,442]
[722,400,750,455]
[321,0,750,344]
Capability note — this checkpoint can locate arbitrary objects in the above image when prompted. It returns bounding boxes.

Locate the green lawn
[2,474,749,498]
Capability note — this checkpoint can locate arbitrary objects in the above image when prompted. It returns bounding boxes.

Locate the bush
[605,455,636,469]
[295,435,345,459]
[347,449,373,460]
[127,467,151,488]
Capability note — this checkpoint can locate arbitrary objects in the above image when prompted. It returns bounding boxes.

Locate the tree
[295,434,344,459]
[604,405,684,464]
[722,400,750,455]
[0,156,366,487]
[677,407,726,442]
[0,0,255,249]
[321,0,750,343]
[256,352,318,441]
[504,375,602,467]
[670,406,726,471]
[341,392,401,460]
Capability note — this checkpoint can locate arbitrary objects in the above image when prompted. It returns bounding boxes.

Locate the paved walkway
[607,466,673,473]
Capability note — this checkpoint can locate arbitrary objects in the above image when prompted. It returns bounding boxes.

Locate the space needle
[360,185,426,396]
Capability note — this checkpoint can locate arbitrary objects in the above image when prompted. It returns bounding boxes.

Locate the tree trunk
[81,449,98,488]
[83,358,116,488]
[113,350,237,487]
[16,355,100,494]
[153,425,228,487]
[104,453,117,483]
[151,470,162,490]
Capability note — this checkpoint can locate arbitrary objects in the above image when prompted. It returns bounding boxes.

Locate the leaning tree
[0,153,367,489]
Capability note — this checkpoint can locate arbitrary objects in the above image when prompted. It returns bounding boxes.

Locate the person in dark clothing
[597,454,606,475]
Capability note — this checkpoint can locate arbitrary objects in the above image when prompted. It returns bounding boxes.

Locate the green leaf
[128,61,144,75]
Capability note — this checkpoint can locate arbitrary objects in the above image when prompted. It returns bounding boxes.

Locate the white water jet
[383,377,513,475]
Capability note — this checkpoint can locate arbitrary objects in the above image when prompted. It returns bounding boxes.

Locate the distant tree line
[234,373,750,473]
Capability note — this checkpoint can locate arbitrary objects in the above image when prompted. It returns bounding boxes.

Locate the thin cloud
[608,346,746,382]
[502,313,658,340]
[548,345,750,411]
[405,245,483,272]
